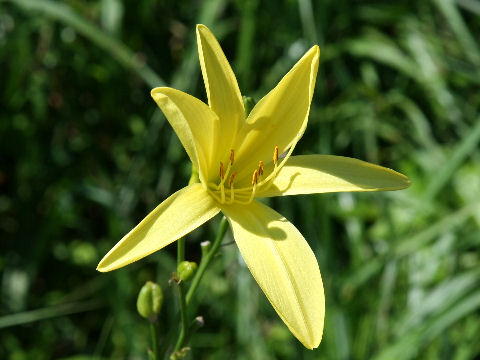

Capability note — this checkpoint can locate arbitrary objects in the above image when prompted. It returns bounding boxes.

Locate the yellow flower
[97,25,410,349]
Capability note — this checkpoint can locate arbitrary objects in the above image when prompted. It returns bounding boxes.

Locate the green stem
[149,321,160,360]
[174,282,188,351]
[172,165,201,353]
[186,217,229,306]
[183,317,204,346]
[172,217,229,353]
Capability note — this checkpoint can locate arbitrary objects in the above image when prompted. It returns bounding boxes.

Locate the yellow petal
[233,46,320,183]
[197,24,244,165]
[222,201,325,349]
[97,184,220,272]
[258,155,411,197]
[151,87,219,182]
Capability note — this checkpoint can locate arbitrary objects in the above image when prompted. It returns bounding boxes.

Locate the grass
[1,0,479,359]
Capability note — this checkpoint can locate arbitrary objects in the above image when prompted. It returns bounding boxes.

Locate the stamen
[261,143,296,191]
[220,181,225,203]
[258,161,264,176]
[229,185,235,204]
[234,144,286,193]
[219,161,225,179]
[212,150,236,194]
[247,181,257,203]
[235,178,258,205]
[220,154,233,186]
[226,170,237,204]
[273,146,279,165]
[228,171,237,188]
[251,169,259,185]
[211,144,291,205]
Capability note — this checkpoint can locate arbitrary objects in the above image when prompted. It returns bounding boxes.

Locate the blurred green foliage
[1,0,480,359]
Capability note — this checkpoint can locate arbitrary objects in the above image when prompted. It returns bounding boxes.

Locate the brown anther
[219,161,225,179]
[273,146,279,165]
[228,171,237,187]
[258,161,264,176]
[251,169,259,185]
[230,149,235,165]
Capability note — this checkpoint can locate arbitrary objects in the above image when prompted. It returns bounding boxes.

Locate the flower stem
[173,282,188,351]
[172,166,203,354]
[172,216,228,354]
[149,321,160,360]
[186,217,229,306]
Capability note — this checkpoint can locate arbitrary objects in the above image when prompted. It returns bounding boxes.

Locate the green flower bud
[177,261,198,282]
[242,96,256,117]
[137,281,163,321]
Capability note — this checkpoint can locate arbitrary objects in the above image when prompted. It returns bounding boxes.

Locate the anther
[251,169,259,185]
[228,171,237,188]
[258,161,264,176]
[230,149,235,165]
[219,161,224,179]
[273,146,279,165]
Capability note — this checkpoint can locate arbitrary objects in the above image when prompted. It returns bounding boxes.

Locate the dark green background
[1,0,480,359]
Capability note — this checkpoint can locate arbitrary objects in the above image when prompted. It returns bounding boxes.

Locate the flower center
[206,145,281,205]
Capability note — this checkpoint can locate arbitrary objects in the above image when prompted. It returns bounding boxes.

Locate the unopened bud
[137,281,163,321]
[177,261,198,282]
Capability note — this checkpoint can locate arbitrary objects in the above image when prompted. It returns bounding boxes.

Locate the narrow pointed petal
[258,155,411,197]
[97,184,220,272]
[197,24,245,161]
[222,201,325,349]
[151,87,219,182]
[233,46,320,181]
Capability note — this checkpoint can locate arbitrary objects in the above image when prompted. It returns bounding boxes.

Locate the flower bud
[137,281,163,321]
[177,261,198,282]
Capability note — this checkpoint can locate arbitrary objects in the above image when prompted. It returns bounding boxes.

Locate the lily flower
[97,24,410,349]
